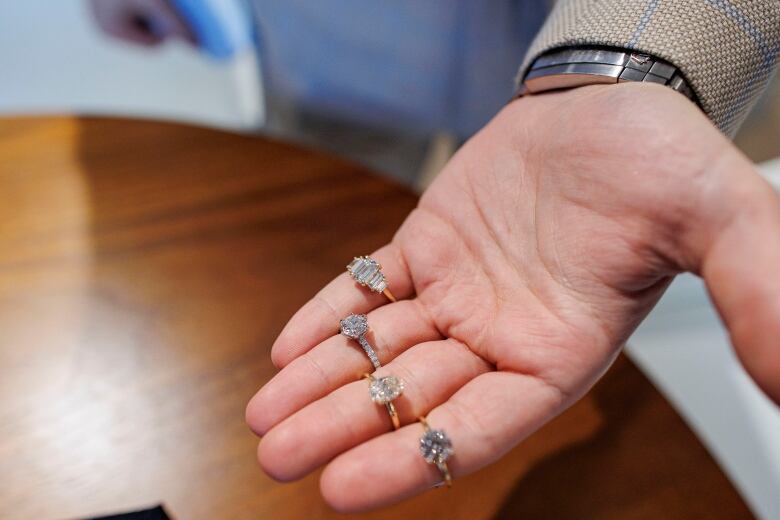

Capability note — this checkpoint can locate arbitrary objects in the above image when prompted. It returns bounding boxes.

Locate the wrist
[499,80,744,192]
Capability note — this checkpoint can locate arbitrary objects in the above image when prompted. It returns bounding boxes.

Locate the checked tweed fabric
[519,0,780,136]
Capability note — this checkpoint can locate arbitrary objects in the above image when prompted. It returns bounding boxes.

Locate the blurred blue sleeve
[168,0,253,60]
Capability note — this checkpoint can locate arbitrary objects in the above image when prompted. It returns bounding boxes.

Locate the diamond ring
[364,373,404,429]
[419,416,453,487]
[340,314,381,369]
[347,256,397,302]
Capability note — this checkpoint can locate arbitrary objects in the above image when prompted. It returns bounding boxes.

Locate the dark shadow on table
[493,357,753,520]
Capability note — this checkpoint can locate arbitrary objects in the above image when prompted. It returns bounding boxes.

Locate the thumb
[692,152,780,404]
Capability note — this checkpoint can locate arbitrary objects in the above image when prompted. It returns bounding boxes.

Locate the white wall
[0,1,263,130]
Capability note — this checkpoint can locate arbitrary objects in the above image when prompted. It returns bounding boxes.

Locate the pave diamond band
[340,314,381,369]
[419,416,453,488]
[357,336,381,369]
[347,256,396,302]
[365,373,404,429]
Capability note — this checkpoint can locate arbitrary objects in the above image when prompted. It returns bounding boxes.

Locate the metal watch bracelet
[517,48,698,104]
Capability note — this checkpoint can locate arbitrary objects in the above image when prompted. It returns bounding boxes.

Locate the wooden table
[0,117,752,519]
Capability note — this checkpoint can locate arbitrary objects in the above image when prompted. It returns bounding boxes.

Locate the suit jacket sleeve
[518,0,780,136]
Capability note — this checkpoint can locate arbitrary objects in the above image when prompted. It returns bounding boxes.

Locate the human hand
[89,0,194,47]
[246,83,780,511]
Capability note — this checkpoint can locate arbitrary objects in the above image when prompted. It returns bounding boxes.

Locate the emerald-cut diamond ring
[347,256,396,302]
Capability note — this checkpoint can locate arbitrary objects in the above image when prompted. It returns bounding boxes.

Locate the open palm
[246,83,780,512]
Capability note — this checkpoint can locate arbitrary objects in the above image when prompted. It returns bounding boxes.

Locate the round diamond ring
[347,256,396,302]
[419,416,453,487]
[340,314,381,369]
[364,373,404,429]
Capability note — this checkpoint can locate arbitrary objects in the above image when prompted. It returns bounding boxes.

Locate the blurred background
[0,2,779,519]
[0,2,263,130]
[3,1,779,183]
[0,0,542,187]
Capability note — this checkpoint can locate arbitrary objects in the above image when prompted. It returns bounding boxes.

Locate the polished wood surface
[0,117,752,519]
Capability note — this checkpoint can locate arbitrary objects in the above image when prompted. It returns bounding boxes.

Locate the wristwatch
[517,47,698,104]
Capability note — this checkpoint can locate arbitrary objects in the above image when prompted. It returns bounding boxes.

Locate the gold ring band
[383,288,397,302]
[419,416,453,488]
[385,401,400,429]
[364,373,402,430]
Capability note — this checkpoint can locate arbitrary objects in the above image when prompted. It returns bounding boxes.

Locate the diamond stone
[340,314,368,339]
[420,429,453,465]
[347,256,387,293]
[369,376,404,404]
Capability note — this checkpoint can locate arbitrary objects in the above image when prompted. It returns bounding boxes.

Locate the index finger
[271,242,415,368]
